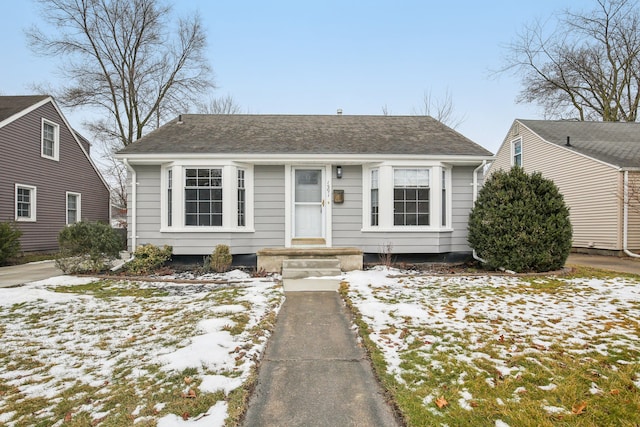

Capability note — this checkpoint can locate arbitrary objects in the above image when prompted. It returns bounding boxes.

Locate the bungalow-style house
[116,114,493,270]
[0,95,111,252]
[489,119,640,255]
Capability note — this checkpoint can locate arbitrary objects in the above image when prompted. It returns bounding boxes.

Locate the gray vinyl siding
[129,165,286,255]
[490,122,621,250]
[331,165,476,253]
[0,102,110,252]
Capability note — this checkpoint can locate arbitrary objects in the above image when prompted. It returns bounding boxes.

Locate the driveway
[566,253,640,275]
[0,260,63,288]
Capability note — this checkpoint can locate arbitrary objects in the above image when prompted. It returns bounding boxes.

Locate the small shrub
[468,167,572,273]
[0,222,22,265]
[56,221,122,273]
[210,244,232,273]
[125,244,173,275]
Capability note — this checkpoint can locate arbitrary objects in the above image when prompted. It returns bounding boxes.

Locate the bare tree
[413,88,466,129]
[27,0,215,147]
[501,0,640,121]
[196,94,244,114]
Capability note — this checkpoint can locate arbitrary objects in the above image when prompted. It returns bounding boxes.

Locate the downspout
[122,159,137,252]
[472,161,488,263]
[623,170,640,258]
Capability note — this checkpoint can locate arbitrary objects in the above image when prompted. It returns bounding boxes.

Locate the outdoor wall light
[336,165,343,179]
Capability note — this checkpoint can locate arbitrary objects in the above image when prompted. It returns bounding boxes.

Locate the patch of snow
[157,401,227,427]
[538,383,557,391]
[542,404,570,415]
[200,375,243,396]
[495,420,510,427]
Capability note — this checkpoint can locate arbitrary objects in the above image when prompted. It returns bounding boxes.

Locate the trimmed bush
[125,244,173,275]
[0,222,22,265]
[210,244,232,273]
[468,167,572,273]
[56,221,123,273]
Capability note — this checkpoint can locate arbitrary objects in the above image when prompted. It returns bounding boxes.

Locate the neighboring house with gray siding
[489,119,640,255]
[116,114,493,263]
[0,95,111,252]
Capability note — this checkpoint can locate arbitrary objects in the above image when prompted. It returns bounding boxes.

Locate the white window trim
[160,163,255,233]
[511,137,522,167]
[66,192,81,225]
[361,164,453,232]
[15,183,37,222]
[41,118,60,161]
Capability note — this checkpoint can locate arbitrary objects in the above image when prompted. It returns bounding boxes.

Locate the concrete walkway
[566,253,640,275]
[0,260,63,288]
[243,292,400,427]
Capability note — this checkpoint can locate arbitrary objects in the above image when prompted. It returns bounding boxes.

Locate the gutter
[472,161,488,263]
[122,159,137,252]
[623,171,640,258]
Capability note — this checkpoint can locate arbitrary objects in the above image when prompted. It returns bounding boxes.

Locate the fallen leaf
[435,396,448,408]
[572,401,587,415]
[65,412,73,422]
[470,401,479,408]
[610,389,620,395]
[182,412,190,420]
[184,376,193,384]
[187,389,196,398]
[499,334,505,343]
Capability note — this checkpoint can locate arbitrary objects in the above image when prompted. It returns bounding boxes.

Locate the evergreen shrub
[125,244,173,275]
[468,167,572,272]
[56,221,122,273]
[0,222,22,265]
[209,244,232,273]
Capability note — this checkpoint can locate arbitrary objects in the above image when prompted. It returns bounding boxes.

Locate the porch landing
[257,247,363,273]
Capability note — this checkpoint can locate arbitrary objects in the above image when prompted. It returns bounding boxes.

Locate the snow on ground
[0,270,283,426]
[343,267,640,424]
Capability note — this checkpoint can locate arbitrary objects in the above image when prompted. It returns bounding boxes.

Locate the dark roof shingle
[118,114,493,156]
[519,119,640,168]
[0,95,50,123]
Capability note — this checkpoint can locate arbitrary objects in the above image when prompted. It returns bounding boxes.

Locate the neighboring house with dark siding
[0,95,110,252]
[489,119,640,255]
[116,114,493,266]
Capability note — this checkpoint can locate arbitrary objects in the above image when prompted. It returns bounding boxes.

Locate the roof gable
[0,95,50,126]
[117,114,493,157]
[519,119,640,169]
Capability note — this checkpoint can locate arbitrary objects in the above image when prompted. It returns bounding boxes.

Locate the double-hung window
[66,192,81,224]
[185,168,223,226]
[393,168,430,226]
[16,184,37,222]
[237,169,246,227]
[42,120,59,161]
[512,139,522,167]
[371,169,379,226]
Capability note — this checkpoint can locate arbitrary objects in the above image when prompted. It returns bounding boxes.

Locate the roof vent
[566,136,571,147]
[337,109,343,116]
[177,114,183,124]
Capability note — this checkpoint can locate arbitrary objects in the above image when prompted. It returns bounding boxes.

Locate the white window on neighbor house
[16,184,37,222]
[371,169,379,226]
[66,192,81,224]
[42,119,60,161]
[512,138,522,167]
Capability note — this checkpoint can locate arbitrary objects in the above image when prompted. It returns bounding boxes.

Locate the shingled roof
[118,114,493,157]
[519,119,640,169]
[0,95,50,123]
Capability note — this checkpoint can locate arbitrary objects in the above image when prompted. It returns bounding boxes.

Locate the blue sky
[1,0,587,154]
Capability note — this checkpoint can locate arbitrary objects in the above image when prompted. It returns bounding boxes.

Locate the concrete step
[281,257,342,280]
[283,278,341,292]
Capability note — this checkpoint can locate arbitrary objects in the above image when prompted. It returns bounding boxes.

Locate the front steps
[282,258,342,292]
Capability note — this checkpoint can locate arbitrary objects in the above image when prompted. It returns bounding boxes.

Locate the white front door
[293,168,325,238]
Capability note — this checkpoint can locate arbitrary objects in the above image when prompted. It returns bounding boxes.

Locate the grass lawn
[341,267,640,427]
[0,272,283,426]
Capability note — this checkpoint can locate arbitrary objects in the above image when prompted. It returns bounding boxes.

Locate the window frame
[66,192,81,225]
[362,164,451,232]
[393,168,430,226]
[41,119,60,161]
[15,184,37,222]
[512,138,522,167]
[161,163,254,232]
